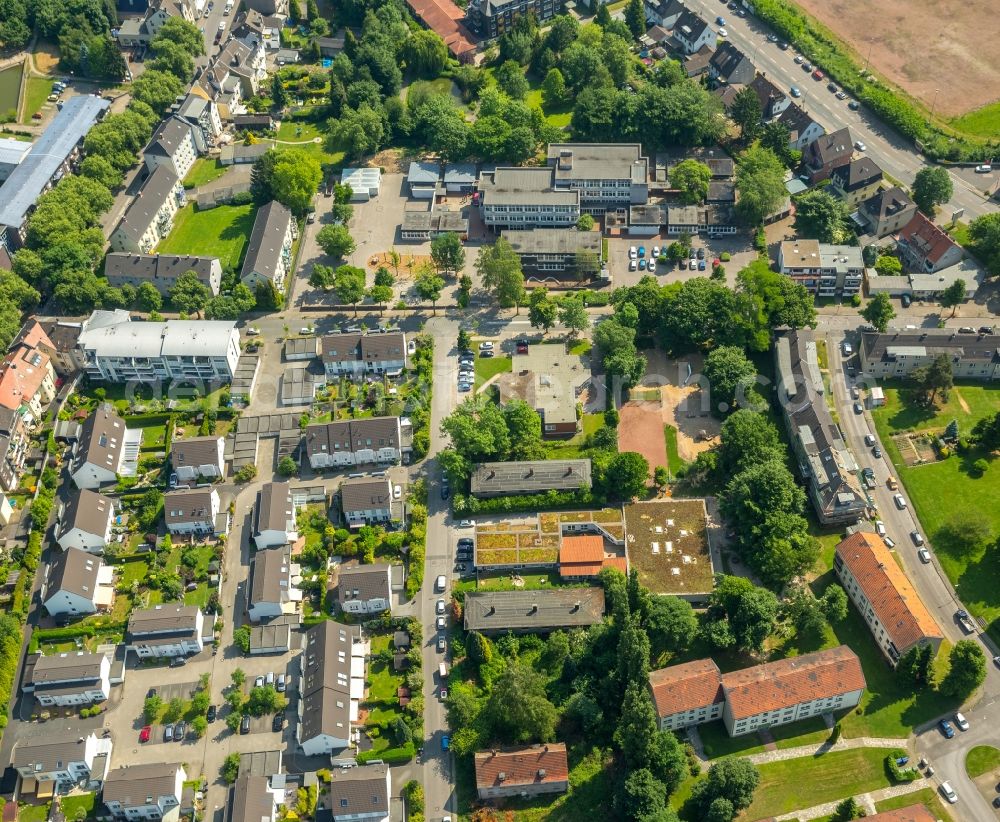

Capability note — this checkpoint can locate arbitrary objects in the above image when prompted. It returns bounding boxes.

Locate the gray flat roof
[471,459,592,496]
[464,587,605,633]
[503,228,601,256]
[0,95,109,230]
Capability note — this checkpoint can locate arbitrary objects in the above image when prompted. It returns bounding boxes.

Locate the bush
[828,722,841,744]
[885,749,920,782]
[720,251,731,262]
[452,488,600,516]
[972,457,989,477]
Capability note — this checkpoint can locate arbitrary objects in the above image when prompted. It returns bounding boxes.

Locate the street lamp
[930,88,940,119]
[863,39,874,73]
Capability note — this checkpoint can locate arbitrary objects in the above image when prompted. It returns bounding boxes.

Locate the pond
[0,63,23,120]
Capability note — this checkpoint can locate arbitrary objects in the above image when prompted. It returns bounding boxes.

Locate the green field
[157,203,257,271]
[183,157,228,188]
[406,77,456,103]
[966,745,1000,778]
[474,353,511,388]
[525,86,573,128]
[951,102,1000,139]
[276,118,324,142]
[873,786,952,820]
[22,77,53,123]
[871,383,1000,639]
[0,63,22,120]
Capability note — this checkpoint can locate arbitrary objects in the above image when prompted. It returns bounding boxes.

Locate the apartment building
[0,406,30,492]
[56,489,115,553]
[860,329,1000,381]
[127,605,205,658]
[253,482,297,549]
[778,239,864,298]
[24,652,111,707]
[305,417,410,469]
[337,563,392,615]
[470,459,591,497]
[77,312,241,383]
[320,332,407,379]
[466,0,563,38]
[164,487,224,536]
[11,731,112,793]
[503,228,602,276]
[474,745,569,800]
[103,764,186,822]
[496,345,589,438]
[110,166,185,254]
[71,404,141,489]
[828,158,884,207]
[240,201,296,291]
[145,116,200,180]
[0,341,57,422]
[170,436,225,480]
[896,211,964,273]
[176,93,223,148]
[104,252,222,296]
[478,167,580,230]
[647,659,724,731]
[775,330,866,525]
[835,532,943,665]
[339,478,394,529]
[115,0,195,45]
[464,588,606,635]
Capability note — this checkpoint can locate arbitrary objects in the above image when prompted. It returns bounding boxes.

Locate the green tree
[689,757,760,819]
[624,0,645,36]
[619,769,671,822]
[594,1,612,27]
[647,595,698,653]
[503,400,544,460]
[168,270,211,317]
[821,584,849,623]
[830,797,866,821]
[271,74,288,109]
[190,715,208,738]
[941,639,986,698]
[874,254,903,276]
[231,668,246,688]
[968,213,1000,277]
[367,283,393,315]
[494,60,529,99]
[441,396,512,461]
[860,292,896,332]
[404,28,449,78]
[614,681,660,770]
[911,353,953,406]
[247,685,287,716]
[704,576,779,654]
[897,643,934,689]
[703,345,756,415]
[233,625,251,653]
[222,753,241,783]
[476,238,525,312]
[718,409,783,476]
[131,69,185,114]
[333,265,366,315]
[488,662,558,742]
[144,694,163,721]
[559,296,590,339]
[528,288,558,333]
[430,232,466,275]
[730,85,763,141]
[327,103,386,158]
[670,159,712,205]
[605,451,650,500]
[316,224,356,258]
[940,278,967,316]
[576,213,595,231]
[277,455,297,476]
[937,512,992,560]
[415,267,445,314]
[79,154,124,189]
[269,149,322,215]
[792,188,851,243]
[735,145,787,226]
[912,165,953,216]
[309,264,335,289]
[135,282,163,312]
[541,67,567,108]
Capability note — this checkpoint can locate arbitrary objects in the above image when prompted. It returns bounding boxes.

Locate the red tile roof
[474,744,569,790]
[720,645,866,720]
[897,211,961,266]
[559,535,628,577]
[836,532,942,652]
[865,805,936,822]
[405,0,477,57]
[0,345,52,412]
[648,659,723,718]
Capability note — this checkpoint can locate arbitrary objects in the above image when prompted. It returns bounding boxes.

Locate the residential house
[196,38,267,120]
[243,0,287,15]
[801,127,853,182]
[478,167,580,230]
[110,166,186,254]
[778,103,826,150]
[337,563,392,615]
[908,258,981,300]
[339,478,393,529]
[896,211,964,273]
[247,548,295,623]
[775,329,866,525]
[176,93,223,149]
[320,332,407,379]
[76,312,241,384]
[43,548,112,617]
[406,161,441,198]
[226,775,277,822]
[465,0,561,38]
[835,532,943,665]
[644,0,686,28]
[497,345,590,438]
[305,417,411,469]
[127,605,205,658]
[721,646,865,736]
[648,659,724,731]
[10,731,112,793]
[749,73,790,119]
[104,252,222,296]
[71,404,142,490]
[558,535,628,579]
[547,143,649,213]
[240,201,295,292]
[503,228,602,277]
[0,342,57,422]
[170,436,225,481]
[297,620,367,756]
[470,459,591,497]
[778,239,864,297]
[683,45,715,78]
[0,96,109,253]
[474,745,568,800]
[56,489,115,553]
[115,0,195,46]
[672,9,716,54]
[855,186,917,239]
[326,763,390,822]
[103,763,186,822]
[164,487,223,536]
[9,317,84,377]
[340,167,381,200]
[144,116,200,180]
[859,329,1000,381]
[253,482,297,549]
[463,588,606,635]
[709,41,754,85]
[829,158,883,206]
[23,652,111,707]
[0,407,29,493]
[318,35,346,56]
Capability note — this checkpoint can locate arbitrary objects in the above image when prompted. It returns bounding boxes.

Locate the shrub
[720,251,731,262]
[828,722,841,744]
[972,458,989,477]
[357,742,415,764]
[885,749,920,782]
[452,488,601,516]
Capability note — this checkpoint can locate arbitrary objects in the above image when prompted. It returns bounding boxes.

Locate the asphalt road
[683,0,999,222]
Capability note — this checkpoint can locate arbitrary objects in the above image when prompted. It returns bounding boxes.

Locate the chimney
[488,605,495,615]
[529,603,538,614]
[488,469,495,479]
[498,772,507,782]
[537,769,547,779]
[572,601,581,612]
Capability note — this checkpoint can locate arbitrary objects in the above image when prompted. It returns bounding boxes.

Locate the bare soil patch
[793,0,1000,116]
[891,432,937,466]
[31,41,61,75]
[619,402,666,478]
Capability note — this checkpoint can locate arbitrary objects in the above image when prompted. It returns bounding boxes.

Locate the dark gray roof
[407,161,441,185]
[77,404,128,475]
[861,329,1000,367]
[254,482,294,535]
[470,459,591,496]
[443,163,477,184]
[233,114,273,128]
[12,731,96,771]
[337,563,390,604]
[749,73,788,118]
[170,436,222,471]
[339,478,392,514]
[0,96,109,231]
[830,158,882,192]
[147,116,194,160]
[227,775,274,822]
[674,9,710,41]
[300,621,361,742]
[464,588,605,633]
[326,764,388,817]
[58,489,114,540]
[249,549,290,606]
[804,127,853,168]
[128,604,201,637]
[860,186,915,222]
[115,165,181,243]
[709,41,752,82]
[104,764,183,808]
[777,103,821,139]
[104,252,219,289]
[305,417,401,460]
[320,332,406,366]
[27,652,105,687]
[47,547,101,600]
[164,488,216,527]
[707,180,736,203]
[241,200,292,282]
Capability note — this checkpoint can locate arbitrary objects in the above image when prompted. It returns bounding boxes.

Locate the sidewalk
[745,735,910,765]
[773,780,931,821]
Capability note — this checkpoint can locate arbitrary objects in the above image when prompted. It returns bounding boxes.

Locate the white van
[224,0,233,12]
[435,574,446,592]
[874,520,886,537]
[438,663,447,679]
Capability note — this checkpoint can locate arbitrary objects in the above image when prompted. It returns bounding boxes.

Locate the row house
[474,745,568,801]
[305,417,410,469]
[339,478,394,529]
[247,548,296,623]
[778,239,864,298]
[103,763,186,822]
[56,489,116,553]
[11,730,112,794]
[801,127,853,183]
[320,332,407,379]
[709,41,754,85]
[127,605,206,658]
[0,407,30,492]
[176,93,223,150]
[110,165,186,254]
[104,252,222,296]
[253,481,298,549]
[23,652,111,707]
[326,764,390,822]
[648,658,724,731]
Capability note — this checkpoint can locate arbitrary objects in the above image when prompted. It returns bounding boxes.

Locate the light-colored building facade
[144,116,200,180]
[305,417,410,469]
[337,563,392,614]
[0,343,57,422]
[860,329,1000,381]
[546,143,649,213]
[339,478,393,529]
[71,404,142,489]
[164,487,222,536]
[320,332,407,379]
[778,239,864,298]
[43,548,113,617]
[110,165,186,254]
[104,253,222,296]
[103,763,186,822]
[24,652,111,707]
[253,482,297,549]
[474,745,568,801]
[11,731,112,793]
[56,489,115,553]
[478,167,580,230]
[240,201,295,292]
[648,658,724,731]
[326,763,390,822]
[127,605,205,658]
[247,549,294,623]
[170,436,225,480]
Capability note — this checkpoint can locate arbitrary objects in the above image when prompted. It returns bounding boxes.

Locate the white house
[337,563,392,615]
[327,764,390,822]
[127,605,205,658]
[43,548,114,618]
[644,0,686,27]
[144,116,200,181]
[11,731,112,793]
[240,200,295,292]
[71,404,142,490]
[320,333,407,380]
[103,763,186,822]
[110,165,186,254]
[339,478,393,529]
[305,417,410,469]
[24,652,112,707]
[170,436,225,481]
[672,9,716,54]
[247,549,297,623]
[56,489,115,553]
[253,482,297,549]
[164,487,224,537]
[648,659,724,732]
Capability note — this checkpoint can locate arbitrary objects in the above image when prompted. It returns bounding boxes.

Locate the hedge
[885,749,921,782]
[356,742,415,765]
[452,488,601,516]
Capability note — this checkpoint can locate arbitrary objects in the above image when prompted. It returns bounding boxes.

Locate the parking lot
[606,234,758,287]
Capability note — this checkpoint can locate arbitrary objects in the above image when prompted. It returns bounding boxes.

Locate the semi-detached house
[336,562,392,615]
[305,417,410,469]
[253,482,298,549]
[11,730,112,793]
[23,652,112,707]
[320,332,407,379]
[43,548,114,617]
[247,548,296,623]
[56,489,116,553]
[103,763,186,822]
[70,404,142,489]
[164,487,224,536]
[339,478,393,529]
[170,435,225,480]
[326,763,390,822]
[127,605,205,658]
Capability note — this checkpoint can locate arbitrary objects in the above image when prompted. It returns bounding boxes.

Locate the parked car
[254,675,265,688]
[206,705,217,722]
[790,86,801,97]
[457,382,472,392]
[718,27,727,36]
[698,260,706,271]
[883,536,895,549]
[835,90,848,99]
[638,246,646,258]
[848,100,861,110]
[437,636,446,652]
[955,712,969,731]
[827,82,837,92]
[436,616,447,630]
[629,260,638,271]
[802,62,813,71]
[854,140,867,152]
[628,246,638,259]
[893,493,907,509]
[918,547,931,564]
[436,599,446,614]
[874,520,886,537]
[648,260,656,273]
[276,674,286,693]
[886,476,898,490]
[853,402,864,414]
[716,14,725,23]
[812,69,824,80]
[174,721,186,740]
[441,481,450,499]
[272,714,285,732]
[515,338,529,353]
[865,434,876,447]
[975,165,993,173]
[639,259,647,271]
[240,715,251,734]
[435,574,447,592]
[441,735,450,750]
[794,54,804,63]
[939,781,958,804]
[910,531,924,546]
[164,724,174,742]
[939,719,955,739]
[440,687,448,700]
[140,725,151,743]
[265,671,275,686]
[478,341,494,350]
[872,446,882,458]
[457,520,474,528]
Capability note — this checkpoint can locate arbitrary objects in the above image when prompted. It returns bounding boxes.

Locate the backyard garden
[157,202,257,272]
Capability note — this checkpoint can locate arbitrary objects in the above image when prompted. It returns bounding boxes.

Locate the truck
[956,609,977,634]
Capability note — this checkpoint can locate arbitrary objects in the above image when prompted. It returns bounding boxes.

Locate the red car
[139,725,151,743]
[812,69,824,80]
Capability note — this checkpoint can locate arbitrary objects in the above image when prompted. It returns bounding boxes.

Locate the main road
[681,0,999,222]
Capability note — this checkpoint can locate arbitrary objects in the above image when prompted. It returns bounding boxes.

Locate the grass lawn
[157,203,257,271]
[966,745,1000,778]
[770,715,832,749]
[950,102,1000,139]
[545,413,605,459]
[17,805,49,822]
[21,77,53,122]
[276,118,324,142]
[664,424,688,476]
[60,793,97,821]
[524,86,573,128]
[183,157,228,188]
[568,339,592,356]
[367,635,403,703]
[698,720,765,759]
[465,571,578,592]
[474,353,511,388]
[871,383,1000,639]
[873,786,953,820]
[406,77,456,102]
[742,747,897,820]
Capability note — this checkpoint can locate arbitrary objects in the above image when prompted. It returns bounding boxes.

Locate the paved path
[773,780,932,821]
[745,735,909,766]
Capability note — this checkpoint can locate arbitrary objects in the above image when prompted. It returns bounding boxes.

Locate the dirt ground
[364,251,434,278]
[794,0,1000,116]
[31,41,60,74]
[619,402,666,479]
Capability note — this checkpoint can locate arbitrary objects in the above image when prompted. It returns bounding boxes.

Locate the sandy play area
[619,402,667,477]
